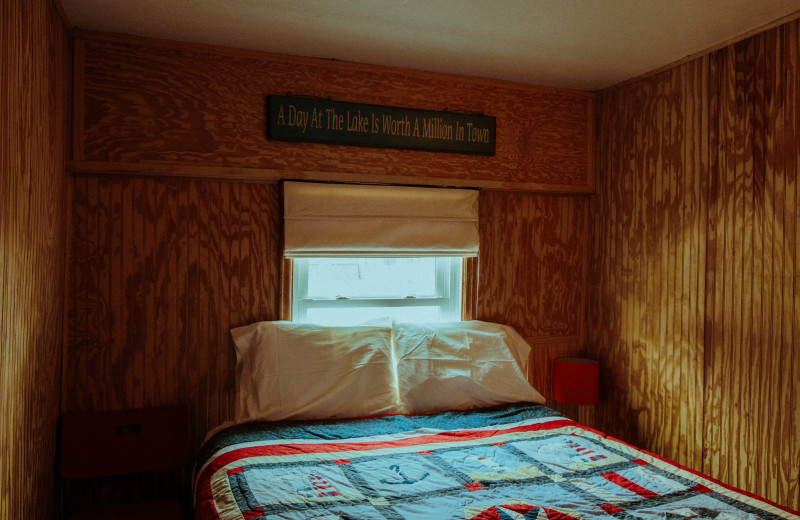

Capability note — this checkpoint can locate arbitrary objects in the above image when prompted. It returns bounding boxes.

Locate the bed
[194,321,800,520]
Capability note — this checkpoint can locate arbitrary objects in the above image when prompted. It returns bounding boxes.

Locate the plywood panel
[0,0,70,518]
[66,183,589,426]
[64,178,591,509]
[478,190,588,338]
[593,19,800,510]
[65,176,282,430]
[66,16,593,515]
[73,32,593,192]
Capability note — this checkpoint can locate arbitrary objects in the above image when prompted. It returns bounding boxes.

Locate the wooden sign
[266,95,495,156]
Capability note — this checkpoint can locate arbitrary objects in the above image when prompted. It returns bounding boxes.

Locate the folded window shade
[284,182,479,257]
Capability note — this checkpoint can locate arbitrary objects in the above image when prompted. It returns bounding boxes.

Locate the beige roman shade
[283,181,479,257]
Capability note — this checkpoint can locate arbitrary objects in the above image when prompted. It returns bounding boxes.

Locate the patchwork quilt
[194,404,799,520]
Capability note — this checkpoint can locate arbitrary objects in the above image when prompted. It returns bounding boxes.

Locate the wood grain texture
[64,179,590,509]
[592,20,800,510]
[66,21,592,514]
[65,176,282,423]
[0,0,70,518]
[73,32,593,192]
[66,184,587,416]
[65,176,283,513]
[478,190,589,338]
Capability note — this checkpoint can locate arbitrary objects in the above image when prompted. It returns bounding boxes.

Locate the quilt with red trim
[194,404,799,520]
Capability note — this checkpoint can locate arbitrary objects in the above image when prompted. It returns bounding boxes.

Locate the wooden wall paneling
[248,184,263,325]
[592,60,706,484]
[596,19,800,510]
[216,181,235,423]
[619,77,636,449]
[65,32,596,510]
[629,78,648,449]
[630,72,648,449]
[668,64,682,464]
[72,36,85,161]
[186,180,201,433]
[635,74,656,455]
[736,35,755,496]
[91,176,108,409]
[193,180,210,437]
[653,68,670,460]
[71,32,594,193]
[720,42,738,490]
[67,174,87,407]
[206,180,225,430]
[235,183,250,328]
[706,43,728,487]
[688,54,709,472]
[123,177,143,409]
[702,43,724,486]
[121,178,135,405]
[608,79,625,439]
[586,90,606,429]
[175,181,191,407]
[251,182,281,324]
[718,37,745,495]
[761,24,781,503]
[775,22,794,506]
[199,181,215,436]
[110,178,127,408]
[1,0,69,517]
[477,190,587,339]
[638,73,656,453]
[153,180,170,406]
[745,31,766,499]
[65,177,285,446]
[787,20,800,508]
[229,182,244,334]
[264,185,283,322]
[669,58,705,472]
[143,178,158,406]
[676,64,691,467]
[647,72,663,451]
[128,179,144,408]
[477,192,524,328]
[256,184,275,321]
[65,177,589,454]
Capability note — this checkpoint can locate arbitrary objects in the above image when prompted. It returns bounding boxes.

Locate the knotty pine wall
[0,0,70,518]
[591,21,800,509]
[65,32,593,507]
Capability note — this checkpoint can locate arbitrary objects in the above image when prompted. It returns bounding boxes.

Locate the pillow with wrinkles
[393,320,545,415]
[231,320,398,422]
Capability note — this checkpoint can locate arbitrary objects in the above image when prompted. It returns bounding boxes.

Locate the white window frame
[291,257,462,324]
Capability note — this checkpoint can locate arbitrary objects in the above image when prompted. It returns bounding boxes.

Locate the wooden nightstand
[61,405,190,520]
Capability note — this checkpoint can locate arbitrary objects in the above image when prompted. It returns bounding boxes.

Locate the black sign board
[266,95,495,156]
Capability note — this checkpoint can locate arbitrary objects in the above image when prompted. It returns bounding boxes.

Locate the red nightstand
[61,405,190,520]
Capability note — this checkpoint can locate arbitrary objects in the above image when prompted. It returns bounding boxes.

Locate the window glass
[293,257,461,325]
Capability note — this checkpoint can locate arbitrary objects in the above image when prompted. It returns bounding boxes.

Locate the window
[281,181,479,324]
[292,257,462,325]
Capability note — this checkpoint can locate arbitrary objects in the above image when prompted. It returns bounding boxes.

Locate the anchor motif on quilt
[379,464,430,485]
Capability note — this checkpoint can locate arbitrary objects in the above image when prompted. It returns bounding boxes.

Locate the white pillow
[393,321,545,414]
[230,321,398,422]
